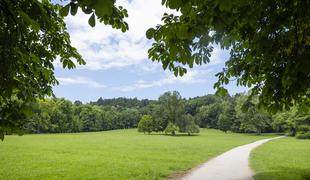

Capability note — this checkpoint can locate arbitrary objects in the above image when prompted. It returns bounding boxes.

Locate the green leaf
[60,4,70,16]
[162,61,169,70]
[179,69,184,76]
[82,6,93,14]
[146,28,155,39]
[94,0,114,17]
[216,87,228,96]
[219,0,233,12]
[121,26,126,32]
[70,3,78,16]
[18,11,40,31]
[174,68,178,76]
[170,46,177,59]
[88,13,96,27]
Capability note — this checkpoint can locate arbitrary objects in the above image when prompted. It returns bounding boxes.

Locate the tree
[273,104,310,138]
[79,105,102,132]
[156,91,200,135]
[0,0,129,139]
[150,104,169,132]
[137,115,154,134]
[159,91,185,125]
[235,94,272,134]
[119,108,141,129]
[185,121,200,136]
[180,114,200,135]
[147,0,310,111]
[195,103,223,128]
[185,94,222,116]
[164,122,179,136]
[217,100,236,133]
[217,114,231,133]
[74,100,83,106]
[24,99,53,134]
[0,0,87,138]
[272,111,292,133]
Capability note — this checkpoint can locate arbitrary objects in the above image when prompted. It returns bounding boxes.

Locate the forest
[23,91,310,139]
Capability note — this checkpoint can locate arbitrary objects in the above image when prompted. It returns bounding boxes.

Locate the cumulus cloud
[117,68,214,91]
[57,76,106,88]
[62,0,174,71]
[61,0,226,72]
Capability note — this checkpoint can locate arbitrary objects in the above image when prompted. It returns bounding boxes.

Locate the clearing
[0,129,274,180]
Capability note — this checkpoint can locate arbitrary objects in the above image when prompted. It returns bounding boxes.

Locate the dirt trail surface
[181,136,284,180]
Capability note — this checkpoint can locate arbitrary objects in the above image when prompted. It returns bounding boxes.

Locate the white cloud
[63,0,177,71]
[117,68,214,91]
[209,47,229,66]
[57,76,106,88]
[61,0,226,71]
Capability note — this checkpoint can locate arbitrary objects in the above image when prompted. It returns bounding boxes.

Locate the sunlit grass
[0,129,274,180]
[251,137,310,180]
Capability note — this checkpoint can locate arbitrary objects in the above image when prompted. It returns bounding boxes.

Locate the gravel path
[181,136,284,180]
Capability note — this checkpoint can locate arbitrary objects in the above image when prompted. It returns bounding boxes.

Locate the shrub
[164,122,179,136]
[297,125,310,133]
[296,132,310,139]
[185,123,200,135]
[138,115,154,134]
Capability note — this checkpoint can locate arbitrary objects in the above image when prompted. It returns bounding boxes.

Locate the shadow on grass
[254,168,310,180]
[141,133,200,137]
[243,132,285,137]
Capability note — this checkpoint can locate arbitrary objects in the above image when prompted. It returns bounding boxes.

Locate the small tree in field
[164,122,179,136]
[138,115,154,134]
[185,122,200,136]
[179,114,200,135]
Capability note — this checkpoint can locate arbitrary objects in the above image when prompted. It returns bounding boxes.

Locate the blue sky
[53,0,247,102]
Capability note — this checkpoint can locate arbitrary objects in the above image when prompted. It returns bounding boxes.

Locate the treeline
[24,91,310,138]
[25,99,141,133]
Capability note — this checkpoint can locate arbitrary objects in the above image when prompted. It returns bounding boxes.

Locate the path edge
[169,136,285,180]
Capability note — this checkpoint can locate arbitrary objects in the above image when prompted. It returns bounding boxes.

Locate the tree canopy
[0,0,128,137]
[146,0,310,111]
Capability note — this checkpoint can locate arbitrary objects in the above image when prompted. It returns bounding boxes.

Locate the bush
[296,132,310,139]
[180,114,200,135]
[185,123,200,135]
[164,122,179,136]
[297,125,310,133]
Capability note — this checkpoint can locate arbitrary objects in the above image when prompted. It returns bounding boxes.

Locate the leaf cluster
[147,0,310,111]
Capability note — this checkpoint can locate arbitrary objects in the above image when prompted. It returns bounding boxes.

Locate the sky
[53,0,247,102]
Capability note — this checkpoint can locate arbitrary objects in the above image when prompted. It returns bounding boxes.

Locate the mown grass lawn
[251,137,310,180]
[0,129,274,180]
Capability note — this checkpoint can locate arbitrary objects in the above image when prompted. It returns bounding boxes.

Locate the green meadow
[0,129,273,180]
[251,137,310,180]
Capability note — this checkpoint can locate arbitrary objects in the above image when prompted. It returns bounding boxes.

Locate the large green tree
[235,94,272,134]
[195,103,223,128]
[217,101,235,133]
[0,0,128,139]
[158,91,185,125]
[146,0,310,111]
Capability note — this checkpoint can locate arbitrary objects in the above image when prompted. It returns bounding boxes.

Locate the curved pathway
[181,136,284,180]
